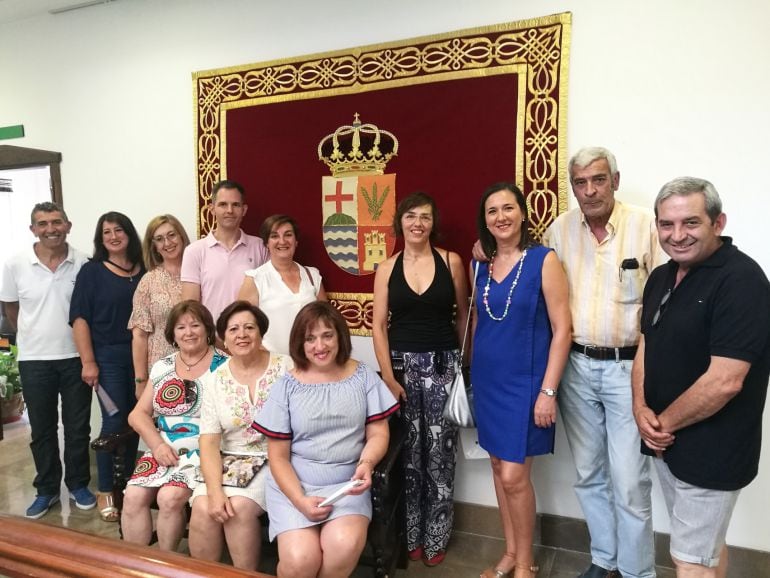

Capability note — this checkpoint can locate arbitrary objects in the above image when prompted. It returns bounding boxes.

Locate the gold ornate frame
[193,13,571,335]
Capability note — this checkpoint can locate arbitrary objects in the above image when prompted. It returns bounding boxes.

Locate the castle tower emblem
[318,114,398,275]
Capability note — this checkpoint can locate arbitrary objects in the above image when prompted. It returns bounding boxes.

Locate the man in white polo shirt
[0,202,95,519]
[181,180,268,323]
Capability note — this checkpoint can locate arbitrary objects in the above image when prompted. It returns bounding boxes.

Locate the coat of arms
[318,114,398,275]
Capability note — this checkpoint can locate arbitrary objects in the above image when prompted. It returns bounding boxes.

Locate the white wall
[2,0,769,551]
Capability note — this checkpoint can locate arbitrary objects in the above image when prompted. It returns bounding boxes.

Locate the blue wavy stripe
[326,251,358,261]
[324,239,357,249]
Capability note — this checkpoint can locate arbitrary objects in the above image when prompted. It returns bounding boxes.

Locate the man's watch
[540,388,557,397]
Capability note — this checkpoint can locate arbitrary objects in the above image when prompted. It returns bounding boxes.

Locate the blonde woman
[128,214,190,398]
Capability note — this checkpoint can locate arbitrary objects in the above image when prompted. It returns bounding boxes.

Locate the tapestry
[193,13,571,335]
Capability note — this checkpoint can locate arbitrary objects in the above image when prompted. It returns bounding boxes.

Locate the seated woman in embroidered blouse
[188,301,291,571]
[128,214,191,399]
[237,214,326,355]
[122,300,226,551]
[253,301,399,578]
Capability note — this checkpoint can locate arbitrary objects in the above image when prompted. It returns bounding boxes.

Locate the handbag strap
[458,261,480,360]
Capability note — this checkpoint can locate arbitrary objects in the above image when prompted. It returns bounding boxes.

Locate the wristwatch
[540,388,557,397]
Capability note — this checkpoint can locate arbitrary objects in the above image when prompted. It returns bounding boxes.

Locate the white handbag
[442,262,479,428]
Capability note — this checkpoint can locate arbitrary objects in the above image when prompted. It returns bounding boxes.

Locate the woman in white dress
[237,215,326,354]
[188,301,292,571]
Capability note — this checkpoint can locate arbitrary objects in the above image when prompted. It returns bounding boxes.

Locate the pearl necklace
[483,249,528,321]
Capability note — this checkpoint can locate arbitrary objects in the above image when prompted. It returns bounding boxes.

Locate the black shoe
[577,564,620,578]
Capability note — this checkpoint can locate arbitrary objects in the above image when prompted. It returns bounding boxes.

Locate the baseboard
[454,502,770,575]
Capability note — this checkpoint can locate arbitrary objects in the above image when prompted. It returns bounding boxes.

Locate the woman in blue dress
[472,182,571,578]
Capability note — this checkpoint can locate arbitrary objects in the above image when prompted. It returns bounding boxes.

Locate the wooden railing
[0,514,273,578]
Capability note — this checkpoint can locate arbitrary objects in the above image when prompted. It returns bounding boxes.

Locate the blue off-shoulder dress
[252,362,398,540]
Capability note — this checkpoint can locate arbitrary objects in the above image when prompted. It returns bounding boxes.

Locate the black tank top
[387,247,458,352]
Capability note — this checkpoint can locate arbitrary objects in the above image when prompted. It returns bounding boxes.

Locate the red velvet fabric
[224,73,520,294]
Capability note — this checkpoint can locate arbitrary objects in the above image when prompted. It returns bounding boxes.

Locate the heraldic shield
[322,174,396,275]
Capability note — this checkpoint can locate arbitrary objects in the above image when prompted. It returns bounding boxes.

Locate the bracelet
[357,458,374,468]
[135,377,147,384]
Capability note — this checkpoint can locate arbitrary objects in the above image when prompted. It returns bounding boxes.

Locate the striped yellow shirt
[542,201,667,347]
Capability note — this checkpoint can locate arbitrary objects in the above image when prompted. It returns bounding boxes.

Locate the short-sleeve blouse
[127,267,182,368]
[69,260,145,347]
[200,353,293,454]
[254,362,399,486]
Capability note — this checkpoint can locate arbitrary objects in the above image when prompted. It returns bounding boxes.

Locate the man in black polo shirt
[632,177,770,578]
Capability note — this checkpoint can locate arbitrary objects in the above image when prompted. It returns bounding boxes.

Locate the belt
[571,342,638,361]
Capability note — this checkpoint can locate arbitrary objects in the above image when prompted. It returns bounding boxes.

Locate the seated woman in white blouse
[237,215,325,355]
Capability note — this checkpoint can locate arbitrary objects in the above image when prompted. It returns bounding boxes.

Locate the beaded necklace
[483,249,528,321]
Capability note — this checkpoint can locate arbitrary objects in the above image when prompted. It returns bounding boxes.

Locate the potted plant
[0,345,24,424]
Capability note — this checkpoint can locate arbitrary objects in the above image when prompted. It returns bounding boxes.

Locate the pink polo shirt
[181,230,268,322]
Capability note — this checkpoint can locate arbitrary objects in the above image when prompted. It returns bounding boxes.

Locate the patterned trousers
[393,349,459,558]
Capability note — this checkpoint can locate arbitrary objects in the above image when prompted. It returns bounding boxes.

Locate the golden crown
[318,113,399,177]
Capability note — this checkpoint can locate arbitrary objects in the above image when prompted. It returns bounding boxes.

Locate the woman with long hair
[471,183,571,578]
[372,191,469,566]
[128,214,191,398]
[70,211,145,522]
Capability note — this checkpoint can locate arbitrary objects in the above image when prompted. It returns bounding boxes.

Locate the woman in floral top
[188,301,292,571]
[122,300,225,551]
[128,214,191,398]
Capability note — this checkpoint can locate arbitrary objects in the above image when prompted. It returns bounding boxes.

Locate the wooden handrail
[0,514,273,577]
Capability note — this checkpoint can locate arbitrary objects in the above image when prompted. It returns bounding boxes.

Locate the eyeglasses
[652,289,671,327]
[152,231,178,244]
[181,379,198,405]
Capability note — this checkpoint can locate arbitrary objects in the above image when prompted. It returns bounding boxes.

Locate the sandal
[96,492,119,523]
[481,552,516,578]
[513,562,539,578]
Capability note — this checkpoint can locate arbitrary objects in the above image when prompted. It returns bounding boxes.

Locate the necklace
[483,249,528,321]
[106,259,136,282]
[178,348,210,371]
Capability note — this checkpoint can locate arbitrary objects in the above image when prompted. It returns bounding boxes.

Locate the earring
[173,341,178,348]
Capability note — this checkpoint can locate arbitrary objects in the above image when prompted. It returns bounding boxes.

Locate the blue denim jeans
[94,343,138,492]
[18,357,93,495]
[558,352,655,578]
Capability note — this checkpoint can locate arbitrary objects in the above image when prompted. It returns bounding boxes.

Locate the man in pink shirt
[181,180,268,323]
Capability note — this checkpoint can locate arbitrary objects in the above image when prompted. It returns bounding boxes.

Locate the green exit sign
[0,125,25,140]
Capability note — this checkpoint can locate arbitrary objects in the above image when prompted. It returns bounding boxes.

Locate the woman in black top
[373,192,469,566]
[70,211,145,521]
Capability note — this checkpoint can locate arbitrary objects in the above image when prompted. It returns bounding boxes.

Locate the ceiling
[0,0,118,24]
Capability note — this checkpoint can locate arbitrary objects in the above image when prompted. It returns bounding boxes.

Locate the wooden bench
[0,513,271,578]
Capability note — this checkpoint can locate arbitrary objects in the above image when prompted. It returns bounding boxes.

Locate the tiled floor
[0,415,675,577]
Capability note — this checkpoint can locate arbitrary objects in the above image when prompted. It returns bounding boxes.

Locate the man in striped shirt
[543,147,666,578]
